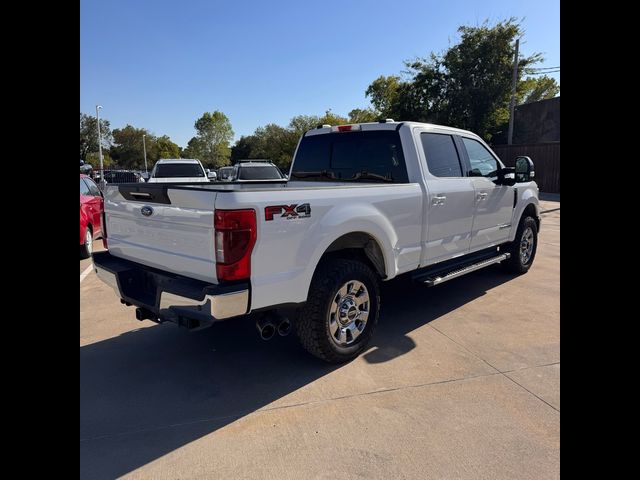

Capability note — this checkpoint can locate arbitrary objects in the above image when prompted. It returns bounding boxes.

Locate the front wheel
[295,259,380,363]
[503,216,538,274]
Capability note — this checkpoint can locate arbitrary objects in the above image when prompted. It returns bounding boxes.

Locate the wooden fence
[491,142,560,194]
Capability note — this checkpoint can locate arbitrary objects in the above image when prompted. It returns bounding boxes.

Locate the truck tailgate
[103,184,219,283]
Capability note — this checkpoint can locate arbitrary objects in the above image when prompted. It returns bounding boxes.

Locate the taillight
[101,210,108,249]
[214,209,257,282]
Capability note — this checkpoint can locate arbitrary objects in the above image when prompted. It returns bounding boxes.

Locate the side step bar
[420,253,510,287]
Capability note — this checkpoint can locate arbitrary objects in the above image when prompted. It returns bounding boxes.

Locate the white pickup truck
[93,120,540,363]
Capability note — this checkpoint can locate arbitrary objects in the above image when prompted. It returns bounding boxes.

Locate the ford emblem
[141,206,154,217]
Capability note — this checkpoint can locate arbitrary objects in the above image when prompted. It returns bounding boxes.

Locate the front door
[459,137,514,251]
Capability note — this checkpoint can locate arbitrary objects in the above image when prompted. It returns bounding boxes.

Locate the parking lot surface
[80,200,560,479]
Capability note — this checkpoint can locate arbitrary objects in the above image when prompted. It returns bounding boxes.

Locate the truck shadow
[80,266,512,479]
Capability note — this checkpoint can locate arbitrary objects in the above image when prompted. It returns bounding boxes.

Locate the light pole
[96,105,104,188]
[142,134,148,174]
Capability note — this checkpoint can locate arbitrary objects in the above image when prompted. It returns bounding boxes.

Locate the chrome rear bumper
[93,251,250,323]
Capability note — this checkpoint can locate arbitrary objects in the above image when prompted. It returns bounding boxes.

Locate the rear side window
[291,130,409,183]
[420,133,463,177]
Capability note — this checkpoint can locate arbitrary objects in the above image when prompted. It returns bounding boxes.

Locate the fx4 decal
[265,203,311,221]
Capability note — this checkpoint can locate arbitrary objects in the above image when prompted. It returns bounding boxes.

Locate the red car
[80,174,104,259]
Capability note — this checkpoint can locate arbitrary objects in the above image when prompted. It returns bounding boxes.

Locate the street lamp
[96,105,104,188]
[142,134,148,174]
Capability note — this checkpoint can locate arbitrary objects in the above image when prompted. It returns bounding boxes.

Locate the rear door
[417,131,476,265]
[458,136,514,250]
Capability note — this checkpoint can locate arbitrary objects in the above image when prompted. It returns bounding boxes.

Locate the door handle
[432,195,446,206]
[476,192,488,202]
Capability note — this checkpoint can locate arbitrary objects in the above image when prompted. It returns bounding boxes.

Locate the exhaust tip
[277,319,291,337]
[260,323,276,340]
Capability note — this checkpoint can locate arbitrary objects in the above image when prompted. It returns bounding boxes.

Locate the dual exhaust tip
[256,312,291,340]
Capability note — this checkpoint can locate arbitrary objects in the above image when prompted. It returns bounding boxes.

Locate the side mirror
[208,171,217,180]
[498,166,516,186]
[515,156,535,183]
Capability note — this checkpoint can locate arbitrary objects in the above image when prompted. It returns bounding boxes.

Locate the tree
[80,112,112,161]
[86,151,114,168]
[317,110,348,126]
[230,135,258,163]
[192,111,234,168]
[365,76,402,118]
[348,108,379,123]
[363,19,557,141]
[156,135,181,159]
[181,137,203,159]
[111,125,155,169]
[518,75,560,104]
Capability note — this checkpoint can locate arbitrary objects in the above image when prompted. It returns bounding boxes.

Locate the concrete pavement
[80,201,560,479]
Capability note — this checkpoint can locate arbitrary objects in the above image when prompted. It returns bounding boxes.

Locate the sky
[80,0,560,148]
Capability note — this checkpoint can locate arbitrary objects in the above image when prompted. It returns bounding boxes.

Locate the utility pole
[507,38,520,145]
[96,105,104,188]
[142,134,148,174]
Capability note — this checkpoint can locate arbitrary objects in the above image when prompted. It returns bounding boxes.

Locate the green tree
[80,112,112,161]
[86,151,114,168]
[192,111,234,168]
[230,135,258,163]
[363,19,557,141]
[348,108,379,123]
[517,75,560,104]
[365,76,402,118]
[111,125,155,169]
[318,110,348,126]
[156,135,181,159]
[181,137,203,159]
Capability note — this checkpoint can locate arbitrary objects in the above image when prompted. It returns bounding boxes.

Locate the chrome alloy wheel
[85,229,93,255]
[328,280,370,347]
[519,227,534,264]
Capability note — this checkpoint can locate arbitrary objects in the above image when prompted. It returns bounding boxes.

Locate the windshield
[153,163,204,178]
[239,165,283,180]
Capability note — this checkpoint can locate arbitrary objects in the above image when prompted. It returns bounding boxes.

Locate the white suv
[147,159,213,183]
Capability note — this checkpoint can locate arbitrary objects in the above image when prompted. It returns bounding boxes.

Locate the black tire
[295,258,380,363]
[502,216,538,274]
[80,226,92,260]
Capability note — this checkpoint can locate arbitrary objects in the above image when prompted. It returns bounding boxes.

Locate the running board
[419,253,510,287]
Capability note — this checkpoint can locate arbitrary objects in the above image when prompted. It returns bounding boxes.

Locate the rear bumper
[92,251,250,324]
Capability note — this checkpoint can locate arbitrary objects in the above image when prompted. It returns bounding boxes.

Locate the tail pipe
[256,312,291,340]
[256,315,276,340]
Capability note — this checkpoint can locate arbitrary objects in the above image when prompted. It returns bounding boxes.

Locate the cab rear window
[291,130,409,183]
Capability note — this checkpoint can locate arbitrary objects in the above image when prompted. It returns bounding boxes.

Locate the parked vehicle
[80,160,93,176]
[147,159,214,183]
[99,170,145,184]
[93,121,540,363]
[217,166,235,181]
[80,174,103,259]
[218,160,286,182]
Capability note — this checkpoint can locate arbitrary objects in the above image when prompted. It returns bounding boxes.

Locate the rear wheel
[80,227,93,259]
[503,216,538,274]
[295,258,380,363]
